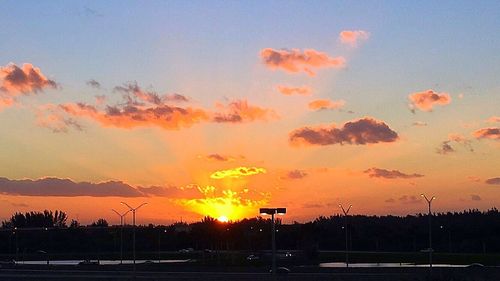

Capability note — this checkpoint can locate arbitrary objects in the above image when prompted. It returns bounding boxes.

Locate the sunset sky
[0,1,499,225]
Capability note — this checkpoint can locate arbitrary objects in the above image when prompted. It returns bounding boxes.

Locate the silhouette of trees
[1,210,67,228]
[90,218,109,227]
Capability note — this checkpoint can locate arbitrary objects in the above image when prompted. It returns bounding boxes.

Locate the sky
[0,1,499,225]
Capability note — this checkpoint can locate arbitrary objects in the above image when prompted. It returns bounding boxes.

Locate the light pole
[121,202,147,272]
[112,209,130,264]
[339,204,352,268]
[421,194,435,271]
[259,207,286,276]
[158,229,166,263]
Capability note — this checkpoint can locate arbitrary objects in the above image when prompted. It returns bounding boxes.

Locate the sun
[217,216,229,223]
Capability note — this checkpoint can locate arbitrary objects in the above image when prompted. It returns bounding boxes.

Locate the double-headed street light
[111,209,130,264]
[339,204,352,268]
[259,207,286,276]
[420,194,436,270]
[121,202,147,272]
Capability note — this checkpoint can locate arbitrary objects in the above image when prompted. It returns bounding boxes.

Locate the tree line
[1,208,499,258]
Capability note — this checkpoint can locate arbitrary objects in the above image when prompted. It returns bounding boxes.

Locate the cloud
[408,90,451,112]
[0,63,57,109]
[398,195,422,204]
[177,185,269,221]
[302,203,323,208]
[0,177,197,198]
[412,121,427,127]
[436,141,455,154]
[485,177,500,185]
[486,116,500,123]
[204,153,239,162]
[0,177,143,197]
[473,127,499,140]
[213,99,277,123]
[339,30,370,47]
[210,167,266,179]
[276,85,312,96]
[281,170,308,180]
[289,117,398,146]
[364,168,424,179]
[260,48,345,76]
[86,79,101,89]
[385,198,396,203]
[35,104,84,133]
[308,99,346,111]
[114,82,190,105]
[470,194,481,201]
[468,176,481,182]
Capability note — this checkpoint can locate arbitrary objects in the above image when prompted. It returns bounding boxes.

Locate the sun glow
[217,216,229,223]
[177,186,269,221]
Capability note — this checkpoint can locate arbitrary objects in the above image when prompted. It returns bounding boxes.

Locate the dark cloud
[436,141,455,155]
[364,168,424,179]
[398,195,422,204]
[412,121,427,127]
[385,198,396,203]
[0,177,193,198]
[86,79,101,89]
[281,170,308,180]
[470,194,481,201]
[289,117,398,146]
[485,177,500,185]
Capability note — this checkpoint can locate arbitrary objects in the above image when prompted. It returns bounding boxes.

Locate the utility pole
[112,209,130,264]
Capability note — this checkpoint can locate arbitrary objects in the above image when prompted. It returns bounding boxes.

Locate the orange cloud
[0,63,57,109]
[260,48,345,76]
[210,167,266,179]
[308,99,345,110]
[364,168,424,179]
[473,127,499,140]
[281,170,308,180]
[289,117,398,146]
[177,185,269,221]
[276,85,312,96]
[408,90,451,112]
[59,102,209,130]
[213,99,277,123]
[339,30,370,47]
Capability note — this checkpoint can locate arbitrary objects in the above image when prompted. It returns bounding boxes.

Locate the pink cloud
[213,99,277,123]
[473,127,500,140]
[339,30,370,47]
[408,89,451,112]
[486,116,500,123]
[260,48,345,76]
[289,117,398,146]
[276,85,311,96]
[0,63,57,109]
[308,99,346,111]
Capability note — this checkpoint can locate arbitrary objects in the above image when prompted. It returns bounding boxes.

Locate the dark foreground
[0,264,498,281]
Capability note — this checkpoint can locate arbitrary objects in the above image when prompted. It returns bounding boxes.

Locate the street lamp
[121,202,147,271]
[112,209,130,264]
[339,204,352,268]
[420,194,436,270]
[259,207,286,276]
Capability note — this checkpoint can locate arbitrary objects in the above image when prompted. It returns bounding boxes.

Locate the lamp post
[420,194,435,271]
[158,229,166,263]
[112,209,130,264]
[121,202,147,272]
[259,207,286,276]
[339,204,352,268]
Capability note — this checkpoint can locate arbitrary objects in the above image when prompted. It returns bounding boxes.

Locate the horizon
[1,2,499,226]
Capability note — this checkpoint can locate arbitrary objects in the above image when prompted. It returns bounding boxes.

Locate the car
[466,263,485,268]
[269,267,291,274]
[178,248,194,253]
[246,254,260,261]
[79,260,99,265]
